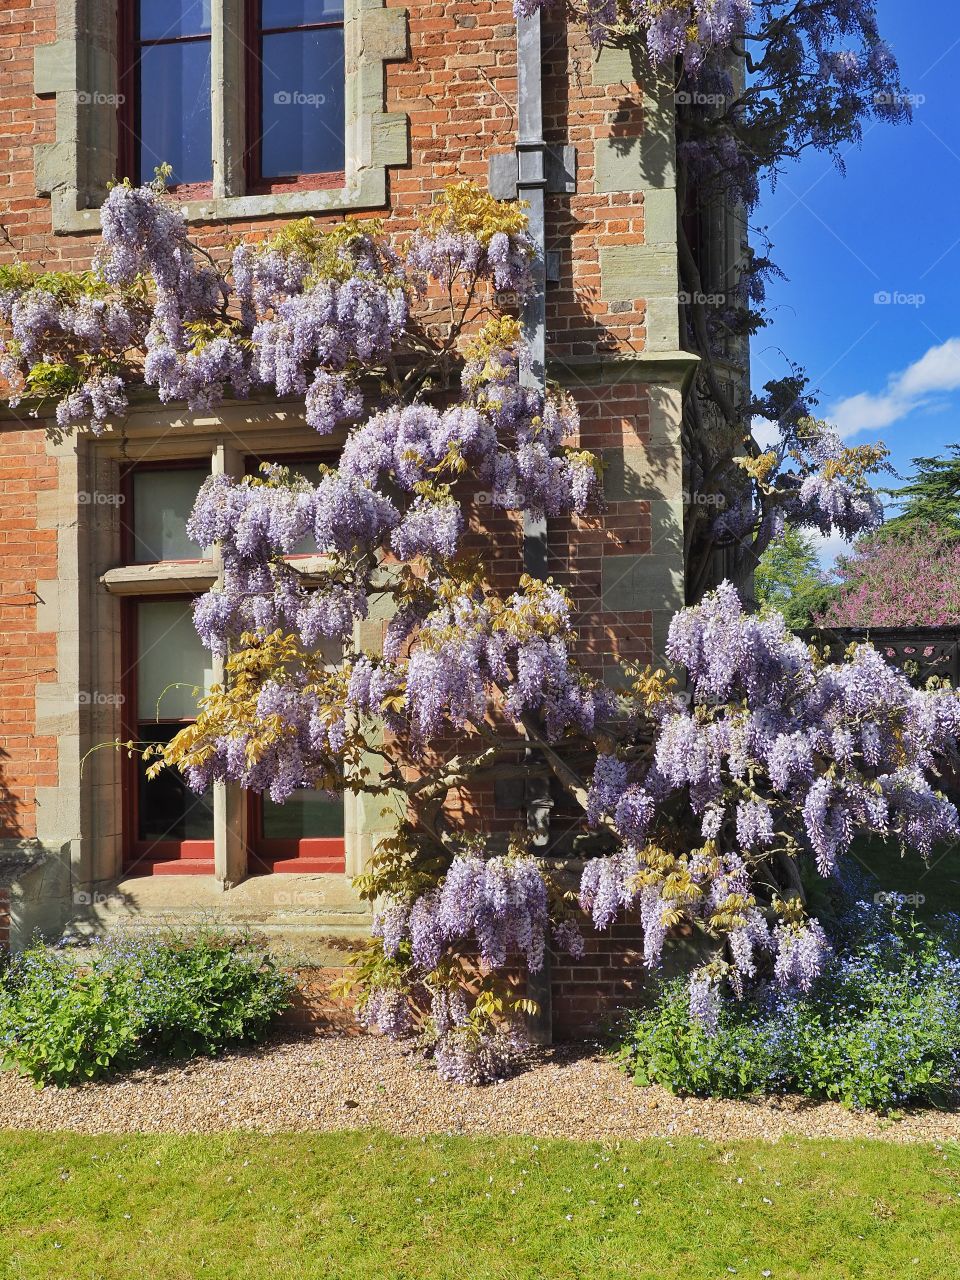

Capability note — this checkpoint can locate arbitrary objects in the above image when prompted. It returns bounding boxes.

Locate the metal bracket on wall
[488,146,578,200]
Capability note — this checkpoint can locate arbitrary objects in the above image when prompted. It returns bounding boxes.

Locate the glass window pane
[286,460,323,556]
[262,791,344,840]
[259,28,345,178]
[137,41,212,186]
[132,467,208,563]
[261,0,344,25]
[136,600,214,722]
[138,724,214,842]
[139,0,212,40]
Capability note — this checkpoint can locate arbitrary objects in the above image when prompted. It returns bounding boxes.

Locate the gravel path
[1,1035,960,1143]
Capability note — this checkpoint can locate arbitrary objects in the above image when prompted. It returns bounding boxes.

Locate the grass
[1,1131,959,1278]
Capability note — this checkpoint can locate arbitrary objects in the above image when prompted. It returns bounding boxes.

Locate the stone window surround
[33,402,392,897]
[33,0,410,235]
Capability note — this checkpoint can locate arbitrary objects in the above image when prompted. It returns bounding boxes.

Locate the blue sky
[750,0,960,564]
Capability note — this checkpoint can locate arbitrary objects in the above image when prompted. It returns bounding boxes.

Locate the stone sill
[47,166,391,236]
[548,350,700,391]
[101,556,335,596]
[101,562,218,595]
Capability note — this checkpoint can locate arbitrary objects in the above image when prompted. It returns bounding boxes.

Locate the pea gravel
[1,1035,959,1143]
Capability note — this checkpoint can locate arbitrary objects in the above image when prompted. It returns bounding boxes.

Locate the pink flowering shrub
[818,527,960,628]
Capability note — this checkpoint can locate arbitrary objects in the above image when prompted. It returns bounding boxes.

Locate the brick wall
[283,934,652,1041]
[280,967,362,1035]
[552,919,651,1037]
[0,429,59,841]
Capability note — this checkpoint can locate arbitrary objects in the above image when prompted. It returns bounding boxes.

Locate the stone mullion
[212,444,248,888]
[213,0,247,200]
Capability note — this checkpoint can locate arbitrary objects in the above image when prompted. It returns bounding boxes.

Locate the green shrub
[617,902,960,1111]
[0,929,294,1087]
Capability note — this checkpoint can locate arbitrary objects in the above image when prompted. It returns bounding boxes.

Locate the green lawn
[1,1131,959,1278]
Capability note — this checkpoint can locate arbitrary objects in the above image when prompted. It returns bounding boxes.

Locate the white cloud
[829,390,905,437]
[827,336,960,438]
[896,337,960,397]
[751,415,781,450]
[810,528,852,573]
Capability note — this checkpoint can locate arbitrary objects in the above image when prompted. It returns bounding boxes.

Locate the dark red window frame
[243,0,347,194]
[117,2,213,197]
[248,793,346,874]
[120,596,215,872]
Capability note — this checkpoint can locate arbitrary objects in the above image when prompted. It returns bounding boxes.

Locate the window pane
[138,724,214,842]
[260,0,344,26]
[137,41,212,186]
[132,467,208,563]
[287,460,324,555]
[136,600,214,723]
[262,791,344,840]
[139,0,212,40]
[260,28,345,178]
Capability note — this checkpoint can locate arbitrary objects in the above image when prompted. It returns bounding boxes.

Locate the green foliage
[754,525,836,628]
[618,907,960,1111]
[0,929,293,1086]
[619,978,780,1099]
[0,265,110,303]
[20,360,83,399]
[882,445,960,543]
[0,946,141,1087]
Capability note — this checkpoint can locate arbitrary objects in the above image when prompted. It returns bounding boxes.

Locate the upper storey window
[125,1,213,189]
[252,0,347,189]
[120,0,345,194]
[34,0,409,231]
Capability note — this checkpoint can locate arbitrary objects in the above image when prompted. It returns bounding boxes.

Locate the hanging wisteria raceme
[570,581,960,1020]
[711,419,889,562]
[393,852,552,973]
[0,177,540,438]
[406,181,537,297]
